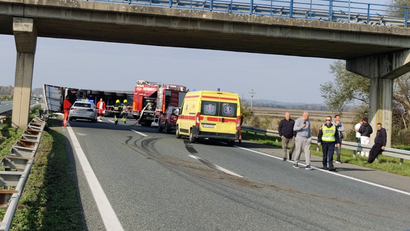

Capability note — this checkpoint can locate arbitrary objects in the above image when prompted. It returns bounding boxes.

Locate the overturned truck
[42,84,132,117]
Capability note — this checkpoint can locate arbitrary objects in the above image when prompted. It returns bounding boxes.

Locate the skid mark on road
[189,155,243,178]
[184,140,242,177]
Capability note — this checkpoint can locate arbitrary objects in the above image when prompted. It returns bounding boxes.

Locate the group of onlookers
[355,118,387,163]
[278,111,387,171]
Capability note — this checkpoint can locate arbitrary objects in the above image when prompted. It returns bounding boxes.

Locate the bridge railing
[241,126,410,163]
[91,0,410,27]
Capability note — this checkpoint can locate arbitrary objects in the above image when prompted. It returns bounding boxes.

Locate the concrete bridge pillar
[347,49,410,147]
[12,18,37,129]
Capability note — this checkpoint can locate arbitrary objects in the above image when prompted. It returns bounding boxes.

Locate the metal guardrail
[88,0,410,27]
[0,116,9,130]
[0,117,47,231]
[241,126,410,162]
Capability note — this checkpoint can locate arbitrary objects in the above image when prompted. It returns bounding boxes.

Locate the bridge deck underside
[0,3,407,60]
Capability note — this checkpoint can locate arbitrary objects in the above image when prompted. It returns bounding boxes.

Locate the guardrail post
[169,0,172,8]
[289,0,293,18]
[405,8,408,27]
[250,0,253,14]
[210,0,213,11]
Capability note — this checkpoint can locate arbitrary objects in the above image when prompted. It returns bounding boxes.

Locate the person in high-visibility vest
[121,99,130,124]
[317,116,341,171]
[63,96,72,126]
[113,99,122,125]
[96,98,106,121]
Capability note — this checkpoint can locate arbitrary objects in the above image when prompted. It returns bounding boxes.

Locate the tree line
[0,86,43,98]
[0,86,13,97]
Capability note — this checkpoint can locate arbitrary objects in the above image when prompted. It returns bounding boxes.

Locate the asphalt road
[0,100,12,114]
[62,118,410,231]
[0,100,40,115]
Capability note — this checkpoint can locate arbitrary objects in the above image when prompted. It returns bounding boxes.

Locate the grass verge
[242,132,410,177]
[0,112,84,230]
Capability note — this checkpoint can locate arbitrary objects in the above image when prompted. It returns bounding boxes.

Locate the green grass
[0,110,84,230]
[0,113,27,158]
[242,132,410,177]
[392,145,410,151]
[10,125,84,230]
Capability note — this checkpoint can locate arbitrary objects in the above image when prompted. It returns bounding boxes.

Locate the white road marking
[66,126,125,231]
[237,146,410,196]
[131,129,147,137]
[189,155,243,178]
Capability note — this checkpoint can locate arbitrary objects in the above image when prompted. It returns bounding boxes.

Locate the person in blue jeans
[317,116,341,171]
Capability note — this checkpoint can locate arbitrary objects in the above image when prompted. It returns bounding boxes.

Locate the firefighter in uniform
[113,99,123,125]
[121,99,130,124]
[317,116,341,171]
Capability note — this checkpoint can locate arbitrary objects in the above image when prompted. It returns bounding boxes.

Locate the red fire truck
[132,80,187,126]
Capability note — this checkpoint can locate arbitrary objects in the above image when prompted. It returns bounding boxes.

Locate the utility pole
[249,89,256,111]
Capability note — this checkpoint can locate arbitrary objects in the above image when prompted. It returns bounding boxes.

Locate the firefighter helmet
[116,99,120,103]
[123,99,127,103]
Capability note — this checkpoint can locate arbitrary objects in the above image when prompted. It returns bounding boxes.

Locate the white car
[68,100,98,122]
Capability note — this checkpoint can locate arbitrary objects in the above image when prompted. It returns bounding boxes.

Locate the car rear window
[73,102,92,108]
[201,101,237,118]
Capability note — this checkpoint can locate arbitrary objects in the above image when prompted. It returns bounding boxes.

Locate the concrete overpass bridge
[1,0,410,146]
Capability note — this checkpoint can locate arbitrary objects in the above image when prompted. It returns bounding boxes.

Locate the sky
[0,0,390,104]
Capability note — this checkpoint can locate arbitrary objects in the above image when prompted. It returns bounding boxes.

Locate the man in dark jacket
[358,118,373,157]
[367,123,387,163]
[278,112,295,161]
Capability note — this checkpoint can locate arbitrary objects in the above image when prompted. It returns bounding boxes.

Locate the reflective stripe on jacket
[322,125,336,142]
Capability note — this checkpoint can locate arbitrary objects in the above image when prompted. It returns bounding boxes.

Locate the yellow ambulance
[176,90,241,146]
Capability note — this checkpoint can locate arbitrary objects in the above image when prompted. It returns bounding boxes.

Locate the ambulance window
[220,103,237,117]
[178,92,186,107]
[201,101,218,116]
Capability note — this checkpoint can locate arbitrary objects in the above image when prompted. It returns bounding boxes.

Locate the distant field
[248,107,356,134]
